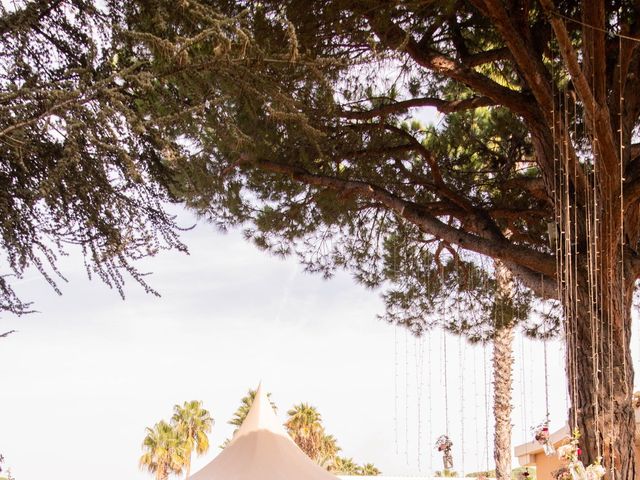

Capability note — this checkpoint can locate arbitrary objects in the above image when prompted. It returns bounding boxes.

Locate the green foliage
[140,400,213,479]
[332,456,361,475]
[114,0,560,340]
[285,403,337,465]
[466,470,495,478]
[171,400,213,477]
[0,1,193,314]
[4,1,639,472]
[283,403,378,474]
[140,420,187,479]
[0,1,576,341]
[359,463,382,476]
[435,470,459,477]
[332,456,382,476]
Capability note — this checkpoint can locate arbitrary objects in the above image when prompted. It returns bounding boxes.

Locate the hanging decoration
[532,420,556,455]
[438,330,453,471]
[518,468,531,480]
[584,464,606,480]
[557,439,585,480]
[457,335,465,475]
[556,430,605,480]
[435,435,453,470]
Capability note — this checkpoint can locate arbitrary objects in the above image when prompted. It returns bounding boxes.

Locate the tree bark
[492,325,514,480]
[493,262,514,480]
[567,279,636,479]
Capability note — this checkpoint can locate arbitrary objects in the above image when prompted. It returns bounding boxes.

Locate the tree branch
[363,11,544,128]
[250,157,557,278]
[504,263,558,301]
[470,0,592,202]
[340,96,494,120]
[539,0,619,182]
[0,0,64,37]
[503,177,550,203]
[463,47,511,67]
[471,0,554,113]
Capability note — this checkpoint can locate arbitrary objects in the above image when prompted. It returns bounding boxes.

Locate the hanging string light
[545,11,630,478]
[405,328,409,466]
[435,329,453,472]
[394,322,399,456]
[483,342,490,472]
[532,338,556,455]
[443,330,449,439]
[393,239,399,457]
[532,276,556,456]
[473,345,481,475]
[458,336,465,476]
[427,330,434,476]
[414,335,425,472]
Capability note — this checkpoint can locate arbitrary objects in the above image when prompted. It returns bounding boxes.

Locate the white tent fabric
[190,384,341,480]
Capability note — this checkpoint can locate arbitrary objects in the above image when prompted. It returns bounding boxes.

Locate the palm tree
[317,434,341,469]
[172,400,213,479]
[359,463,381,476]
[331,456,360,475]
[434,470,459,478]
[140,421,186,480]
[285,403,326,461]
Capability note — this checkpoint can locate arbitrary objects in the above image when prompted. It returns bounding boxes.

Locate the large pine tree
[2,1,640,476]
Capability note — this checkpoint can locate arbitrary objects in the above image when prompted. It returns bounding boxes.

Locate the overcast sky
[3,205,633,480]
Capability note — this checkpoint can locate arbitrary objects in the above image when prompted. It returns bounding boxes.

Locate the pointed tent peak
[254,380,264,398]
[230,382,288,443]
[189,384,341,480]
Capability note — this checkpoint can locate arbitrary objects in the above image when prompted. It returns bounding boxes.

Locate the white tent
[190,384,341,480]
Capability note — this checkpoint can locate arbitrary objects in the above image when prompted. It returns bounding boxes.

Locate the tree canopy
[140,400,213,479]
[3,0,640,476]
[2,0,547,336]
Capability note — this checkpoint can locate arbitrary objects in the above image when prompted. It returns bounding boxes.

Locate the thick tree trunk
[567,279,636,479]
[493,261,514,480]
[527,64,637,474]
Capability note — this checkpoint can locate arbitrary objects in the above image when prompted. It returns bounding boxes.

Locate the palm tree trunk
[493,324,514,480]
[185,430,193,479]
[493,261,514,480]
